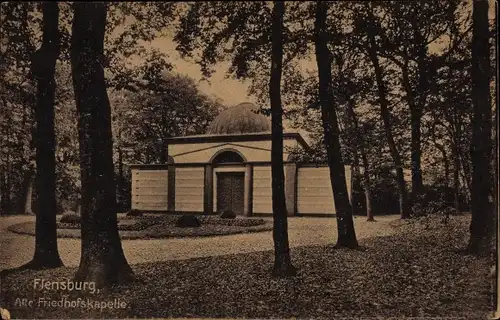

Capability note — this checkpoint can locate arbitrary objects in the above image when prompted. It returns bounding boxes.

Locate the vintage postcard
[0,1,498,319]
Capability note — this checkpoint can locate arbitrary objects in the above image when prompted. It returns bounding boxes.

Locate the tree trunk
[71,2,134,287]
[346,98,374,221]
[25,177,34,215]
[26,2,63,269]
[159,145,167,164]
[117,141,124,212]
[352,152,361,215]
[452,141,461,214]
[269,1,296,277]
[74,194,81,216]
[401,60,424,206]
[494,22,498,252]
[413,36,429,204]
[117,140,124,180]
[3,157,12,214]
[442,148,450,185]
[459,151,473,196]
[468,0,493,253]
[17,169,34,214]
[0,168,9,215]
[410,106,423,202]
[445,100,466,213]
[453,115,473,199]
[315,1,358,248]
[459,169,471,205]
[364,170,374,221]
[365,16,411,219]
[159,102,168,164]
[432,141,450,187]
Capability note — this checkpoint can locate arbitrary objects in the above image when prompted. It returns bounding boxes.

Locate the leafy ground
[6,214,272,239]
[0,215,494,319]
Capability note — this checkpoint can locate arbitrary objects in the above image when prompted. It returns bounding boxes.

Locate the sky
[144,35,314,135]
[138,0,496,107]
[148,36,255,107]
[130,0,496,143]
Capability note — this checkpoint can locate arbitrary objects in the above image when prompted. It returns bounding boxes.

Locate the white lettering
[32,279,98,294]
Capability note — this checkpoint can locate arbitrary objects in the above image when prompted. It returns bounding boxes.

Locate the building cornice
[165,132,310,150]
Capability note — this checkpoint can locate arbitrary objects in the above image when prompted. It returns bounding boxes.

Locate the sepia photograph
[0,1,498,319]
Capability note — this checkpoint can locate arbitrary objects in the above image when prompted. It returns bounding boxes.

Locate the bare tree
[28,2,63,269]
[467,0,493,253]
[314,1,359,247]
[270,0,297,277]
[71,2,134,286]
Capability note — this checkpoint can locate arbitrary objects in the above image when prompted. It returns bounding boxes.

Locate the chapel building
[130,102,352,216]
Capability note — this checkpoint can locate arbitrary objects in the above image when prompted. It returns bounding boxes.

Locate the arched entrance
[212,150,246,215]
[211,150,245,163]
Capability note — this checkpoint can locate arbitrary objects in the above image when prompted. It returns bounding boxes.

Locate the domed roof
[207,102,271,135]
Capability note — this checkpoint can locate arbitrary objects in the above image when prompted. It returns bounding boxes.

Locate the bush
[175,215,201,228]
[200,216,265,227]
[220,210,236,219]
[119,218,158,231]
[60,213,80,224]
[126,209,143,217]
[365,166,401,215]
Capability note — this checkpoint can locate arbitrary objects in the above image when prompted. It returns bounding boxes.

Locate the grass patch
[0,215,493,319]
[7,214,272,240]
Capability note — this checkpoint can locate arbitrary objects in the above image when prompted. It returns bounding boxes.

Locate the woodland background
[1,1,495,219]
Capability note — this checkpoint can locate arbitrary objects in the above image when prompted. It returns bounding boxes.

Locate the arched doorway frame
[209,148,251,215]
[209,148,247,164]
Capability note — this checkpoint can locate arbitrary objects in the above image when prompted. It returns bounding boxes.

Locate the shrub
[215,218,264,227]
[126,209,143,217]
[60,213,80,224]
[369,167,401,215]
[220,210,236,219]
[175,215,201,228]
[119,218,158,231]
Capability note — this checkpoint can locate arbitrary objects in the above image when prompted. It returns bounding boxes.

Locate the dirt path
[0,215,398,271]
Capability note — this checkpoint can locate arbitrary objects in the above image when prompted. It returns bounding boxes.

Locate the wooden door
[230,173,244,215]
[217,172,245,215]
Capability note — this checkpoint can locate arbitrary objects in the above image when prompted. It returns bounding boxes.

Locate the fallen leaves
[0,215,494,319]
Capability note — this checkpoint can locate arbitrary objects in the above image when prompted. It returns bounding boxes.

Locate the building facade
[130,103,352,216]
